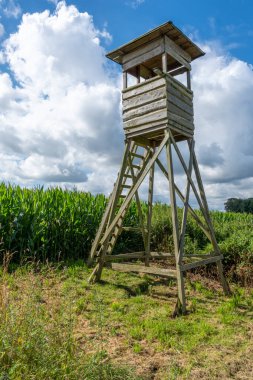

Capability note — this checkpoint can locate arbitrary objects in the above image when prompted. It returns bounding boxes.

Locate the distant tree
[224,197,253,213]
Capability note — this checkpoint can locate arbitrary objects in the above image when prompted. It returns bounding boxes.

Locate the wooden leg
[178,139,194,265]
[217,260,231,296]
[192,149,231,296]
[146,144,155,266]
[173,270,186,317]
[166,131,186,314]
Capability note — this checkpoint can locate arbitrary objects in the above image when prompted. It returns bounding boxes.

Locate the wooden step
[130,152,145,159]
[110,263,177,278]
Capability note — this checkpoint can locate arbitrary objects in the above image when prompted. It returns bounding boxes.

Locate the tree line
[224,198,253,213]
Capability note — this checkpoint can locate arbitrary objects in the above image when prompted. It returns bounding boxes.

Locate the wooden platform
[110,262,177,278]
[107,252,223,279]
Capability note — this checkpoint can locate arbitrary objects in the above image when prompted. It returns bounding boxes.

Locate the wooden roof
[106,21,205,65]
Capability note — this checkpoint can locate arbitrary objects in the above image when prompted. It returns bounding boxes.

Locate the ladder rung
[122,226,141,232]
[119,194,126,198]
[122,184,131,189]
[131,152,145,160]
[123,174,132,179]
[132,164,141,170]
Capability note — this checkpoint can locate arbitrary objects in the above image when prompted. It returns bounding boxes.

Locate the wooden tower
[88,21,230,314]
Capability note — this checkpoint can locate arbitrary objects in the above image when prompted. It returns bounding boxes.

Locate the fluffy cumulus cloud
[0,2,123,194]
[192,43,253,208]
[1,3,253,209]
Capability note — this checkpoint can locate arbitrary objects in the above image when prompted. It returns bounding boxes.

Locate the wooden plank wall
[122,74,194,139]
[166,74,194,136]
[122,76,168,135]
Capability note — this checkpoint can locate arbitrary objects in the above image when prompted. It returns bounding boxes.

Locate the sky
[0,0,253,210]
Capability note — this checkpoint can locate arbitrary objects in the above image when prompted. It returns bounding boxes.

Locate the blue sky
[1,0,253,63]
[0,0,253,209]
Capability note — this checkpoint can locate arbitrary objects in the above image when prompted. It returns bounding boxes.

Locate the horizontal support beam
[184,253,218,258]
[122,226,147,232]
[111,263,177,278]
[182,255,223,271]
[150,251,174,258]
[106,252,145,261]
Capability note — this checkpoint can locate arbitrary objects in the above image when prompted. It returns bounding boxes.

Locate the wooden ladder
[88,140,151,283]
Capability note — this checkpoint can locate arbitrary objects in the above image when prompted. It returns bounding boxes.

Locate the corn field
[0,183,252,284]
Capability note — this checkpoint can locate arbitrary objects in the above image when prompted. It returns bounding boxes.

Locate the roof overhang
[106,21,205,65]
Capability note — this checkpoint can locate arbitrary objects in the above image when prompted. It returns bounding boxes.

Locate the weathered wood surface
[122,76,165,98]
[125,123,167,140]
[165,38,191,71]
[168,121,194,138]
[106,252,146,261]
[164,35,191,63]
[169,66,188,77]
[123,88,166,111]
[151,251,174,257]
[166,74,193,98]
[106,21,205,66]
[111,263,177,278]
[123,99,167,122]
[122,37,164,65]
[122,73,193,139]
[123,41,164,72]
[124,109,168,129]
[167,102,193,122]
[182,255,223,271]
[178,139,194,265]
[167,85,193,107]
[168,94,193,116]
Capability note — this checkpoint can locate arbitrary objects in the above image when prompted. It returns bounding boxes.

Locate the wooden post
[165,130,186,314]
[146,143,155,266]
[162,53,168,73]
[136,66,140,84]
[123,71,127,89]
[192,150,231,295]
[187,70,191,90]
[178,139,194,265]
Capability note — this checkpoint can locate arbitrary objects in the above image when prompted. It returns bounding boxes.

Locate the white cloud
[192,42,253,208]
[0,1,122,193]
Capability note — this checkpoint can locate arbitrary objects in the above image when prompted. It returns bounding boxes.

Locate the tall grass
[0,183,253,284]
[0,264,141,380]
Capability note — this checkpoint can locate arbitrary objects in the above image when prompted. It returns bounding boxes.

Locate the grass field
[1,261,253,380]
